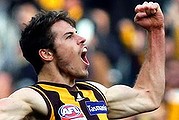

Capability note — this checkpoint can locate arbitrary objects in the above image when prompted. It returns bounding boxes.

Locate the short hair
[19,10,76,74]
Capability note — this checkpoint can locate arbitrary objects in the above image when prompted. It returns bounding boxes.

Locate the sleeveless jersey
[29,81,109,120]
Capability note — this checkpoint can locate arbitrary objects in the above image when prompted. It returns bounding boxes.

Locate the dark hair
[19,10,76,74]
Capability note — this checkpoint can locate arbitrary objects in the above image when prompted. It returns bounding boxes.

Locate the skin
[0,2,165,120]
[38,20,89,86]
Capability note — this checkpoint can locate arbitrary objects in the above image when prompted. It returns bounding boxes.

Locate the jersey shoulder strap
[76,81,107,103]
[28,85,55,120]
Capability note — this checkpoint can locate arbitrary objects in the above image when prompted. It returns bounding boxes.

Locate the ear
[39,49,53,61]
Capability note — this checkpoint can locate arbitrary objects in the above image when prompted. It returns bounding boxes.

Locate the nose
[77,35,86,45]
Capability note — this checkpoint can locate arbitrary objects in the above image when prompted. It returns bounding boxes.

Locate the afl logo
[58,104,86,120]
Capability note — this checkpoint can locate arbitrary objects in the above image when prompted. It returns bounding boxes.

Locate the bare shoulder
[0,87,48,120]
[10,87,48,114]
[105,85,138,100]
[9,87,42,103]
[86,82,142,118]
[86,81,137,100]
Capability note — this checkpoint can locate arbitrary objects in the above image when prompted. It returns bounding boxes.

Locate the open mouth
[81,47,90,66]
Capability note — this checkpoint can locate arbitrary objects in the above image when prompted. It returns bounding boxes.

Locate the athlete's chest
[36,82,109,120]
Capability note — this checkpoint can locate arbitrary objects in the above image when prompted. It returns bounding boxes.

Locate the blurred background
[0,0,179,119]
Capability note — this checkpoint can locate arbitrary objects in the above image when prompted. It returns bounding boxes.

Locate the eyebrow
[63,30,77,36]
[64,32,73,36]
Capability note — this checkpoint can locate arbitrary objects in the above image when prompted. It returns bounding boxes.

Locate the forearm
[105,28,166,119]
[134,27,165,107]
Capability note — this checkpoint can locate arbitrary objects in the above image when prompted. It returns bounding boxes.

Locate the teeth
[83,47,87,52]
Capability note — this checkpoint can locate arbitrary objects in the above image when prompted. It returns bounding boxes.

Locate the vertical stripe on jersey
[31,81,109,120]
[39,84,81,107]
[76,82,108,120]
[29,86,55,120]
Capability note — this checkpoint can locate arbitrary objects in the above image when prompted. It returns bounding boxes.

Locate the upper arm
[89,82,156,119]
[0,97,32,120]
[105,85,157,119]
[0,88,48,120]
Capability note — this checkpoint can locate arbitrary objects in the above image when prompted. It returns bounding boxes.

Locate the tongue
[81,54,90,65]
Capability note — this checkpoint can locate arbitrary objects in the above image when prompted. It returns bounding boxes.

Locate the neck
[38,64,75,87]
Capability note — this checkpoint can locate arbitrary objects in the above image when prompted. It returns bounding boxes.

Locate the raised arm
[97,2,165,119]
[133,1,165,108]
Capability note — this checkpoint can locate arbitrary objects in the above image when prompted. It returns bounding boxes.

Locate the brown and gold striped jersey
[29,81,108,120]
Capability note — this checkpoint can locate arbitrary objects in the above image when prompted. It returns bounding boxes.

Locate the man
[0,1,165,120]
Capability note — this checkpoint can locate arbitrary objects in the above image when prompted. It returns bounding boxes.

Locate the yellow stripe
[39,84,81,107]
[77,82,108,120]
[81,90,108,119]
[81,90,97,101]
[98,113,108,120]
[29,86,55,120]
[38,83,108,120]
[77,82,107,103]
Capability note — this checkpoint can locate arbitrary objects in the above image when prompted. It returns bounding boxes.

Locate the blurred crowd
[0,0,179,119]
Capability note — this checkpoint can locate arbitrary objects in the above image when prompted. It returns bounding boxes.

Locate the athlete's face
[51,20,90,79]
